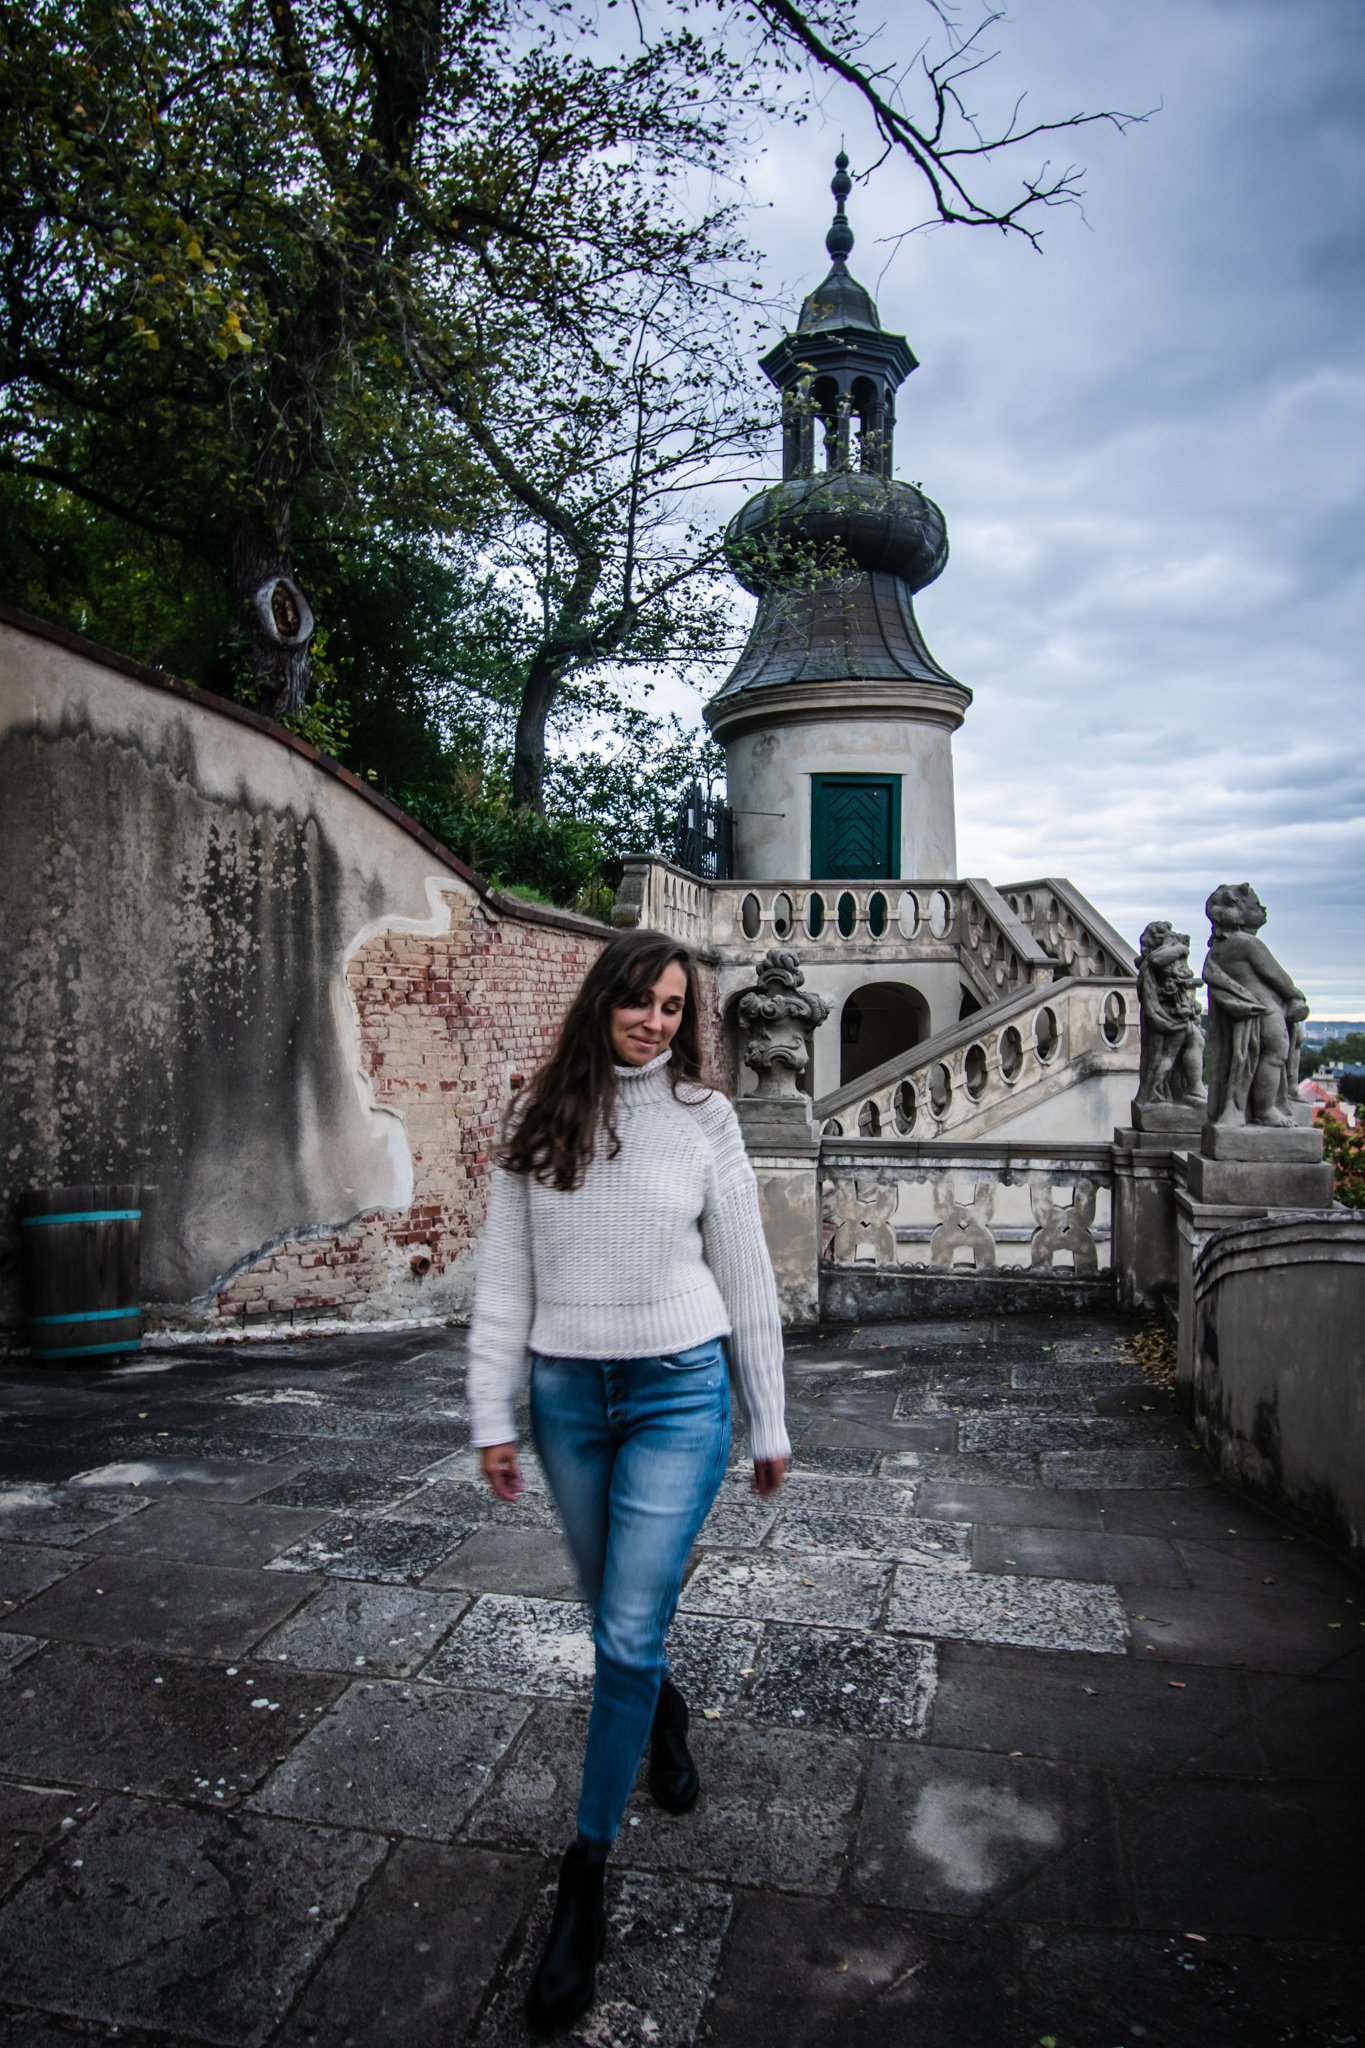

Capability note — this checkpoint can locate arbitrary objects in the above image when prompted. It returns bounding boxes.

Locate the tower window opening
[851,376,890,477]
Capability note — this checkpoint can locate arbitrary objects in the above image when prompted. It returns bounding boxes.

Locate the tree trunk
[511,649,565,813]
[229,511,314,720]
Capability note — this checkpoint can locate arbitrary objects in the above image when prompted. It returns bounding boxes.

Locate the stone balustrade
[998,876,1138,981]
[818,1136,1118,1321]
[814,975,1137,1144]
[613,860,1059,997]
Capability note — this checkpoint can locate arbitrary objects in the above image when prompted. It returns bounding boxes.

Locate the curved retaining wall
[0,607,612,1333]
[1188,1210,1365,1560]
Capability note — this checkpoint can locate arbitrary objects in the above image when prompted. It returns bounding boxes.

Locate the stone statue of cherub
[1202,884,1309,1128]
[1135,920,1207,1110]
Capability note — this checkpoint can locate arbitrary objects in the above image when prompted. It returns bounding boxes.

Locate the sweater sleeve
[699,1098,790,1462]
[467,1163,535,1447]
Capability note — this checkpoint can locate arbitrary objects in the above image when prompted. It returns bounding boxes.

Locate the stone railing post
[734,948,831,1327]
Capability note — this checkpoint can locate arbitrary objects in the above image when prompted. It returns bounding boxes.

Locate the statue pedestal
[735,1095,820,1329]
[1186,1123,1335,1207]
[1131,1099,1206,1136]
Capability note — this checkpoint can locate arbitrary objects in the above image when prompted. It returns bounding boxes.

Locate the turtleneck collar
[613,1047,673,1082]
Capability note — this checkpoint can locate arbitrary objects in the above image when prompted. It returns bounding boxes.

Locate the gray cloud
[717,0,1365,1011]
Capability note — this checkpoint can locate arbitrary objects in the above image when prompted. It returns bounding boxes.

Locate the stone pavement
[0,1316,1360,2048]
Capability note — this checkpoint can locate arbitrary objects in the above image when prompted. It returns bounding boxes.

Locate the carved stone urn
[734,950,831,1153]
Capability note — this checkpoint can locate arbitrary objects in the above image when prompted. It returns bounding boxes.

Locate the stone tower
[706,154,970,884]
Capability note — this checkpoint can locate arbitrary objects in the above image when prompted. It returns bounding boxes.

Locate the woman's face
[610,960,689,1066]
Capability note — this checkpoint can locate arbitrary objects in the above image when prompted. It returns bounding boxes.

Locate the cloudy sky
[681,0,1365,1016]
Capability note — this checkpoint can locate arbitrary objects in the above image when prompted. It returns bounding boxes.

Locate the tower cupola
[761,153,917,480]
[706,157,971,888]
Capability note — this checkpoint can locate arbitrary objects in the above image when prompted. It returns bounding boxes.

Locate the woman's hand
[480,1443,524,1502]
[751,1457,787,1497]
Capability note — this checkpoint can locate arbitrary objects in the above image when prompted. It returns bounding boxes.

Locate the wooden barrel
[20,1185,141,1362]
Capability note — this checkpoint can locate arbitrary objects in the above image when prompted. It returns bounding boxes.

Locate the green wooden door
[810,776,901,879]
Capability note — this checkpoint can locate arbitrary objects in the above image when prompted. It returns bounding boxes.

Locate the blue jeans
[529,1339,731,1844]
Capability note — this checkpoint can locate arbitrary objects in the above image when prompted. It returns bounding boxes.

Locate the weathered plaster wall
[0,611,608,1331]
[725,716,958,881]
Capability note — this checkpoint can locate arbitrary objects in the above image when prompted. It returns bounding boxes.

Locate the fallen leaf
[1082,1687,1099,1697]
[1263,1576,1275,1585]
[1184,1932,1207,1942]
[702,1707,721,1720]
[801,1578,814,1587]
[1009,1750,1023,1757]
[1168,1681,1186,1689]
[834,1960,848,1974]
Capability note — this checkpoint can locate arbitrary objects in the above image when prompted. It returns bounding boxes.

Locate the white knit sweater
[467,1051,789,1461]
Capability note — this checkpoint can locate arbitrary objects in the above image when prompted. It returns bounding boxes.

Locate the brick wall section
[214,894,609,1322]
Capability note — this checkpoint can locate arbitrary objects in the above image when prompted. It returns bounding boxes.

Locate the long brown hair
[500,927,708,1191]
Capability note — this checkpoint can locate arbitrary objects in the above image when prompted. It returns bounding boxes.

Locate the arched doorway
[840,982,929,1087]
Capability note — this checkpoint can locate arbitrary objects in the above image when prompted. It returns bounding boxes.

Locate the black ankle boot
[525,1842,607,2035]
[648,1677,700,1815]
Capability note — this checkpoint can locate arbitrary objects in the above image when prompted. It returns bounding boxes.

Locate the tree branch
[750,0,1145,242]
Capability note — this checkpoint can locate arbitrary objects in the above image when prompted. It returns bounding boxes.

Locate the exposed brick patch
[214,894,608,1321]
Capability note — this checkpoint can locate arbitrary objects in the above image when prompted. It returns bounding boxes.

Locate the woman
[468,926,789,2033]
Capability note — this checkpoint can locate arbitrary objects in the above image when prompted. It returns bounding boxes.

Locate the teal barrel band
[28,1307,139,1327]
[21,1210,141,1226]
[38,1340,141,1358]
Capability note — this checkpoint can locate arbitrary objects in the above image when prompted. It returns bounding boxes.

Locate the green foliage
[397,778,606,906]
[1316,1109,1365,1209]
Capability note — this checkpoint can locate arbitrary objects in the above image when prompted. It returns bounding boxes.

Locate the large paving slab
[278,1842,542,2048]
[889,1563,1129,1654]
[253,1580,470,1677]
[681,1551,890,1628]
[850,1743,1123,1918]
[423,1593,598,1698]
[6,1555,318,1658]
[748,1624,936,1739]
[82,1498,331,1566]
[0,1640,344,1802]
[264,1511,465,1585]
[0,1484,149,1548]
[67,1454,309,1500]
[773,1502,971,1568]
[248,1678,530,1838]
[0,1796,386,2045]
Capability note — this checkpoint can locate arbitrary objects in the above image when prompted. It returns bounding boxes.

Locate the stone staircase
[815,970,1139,1145]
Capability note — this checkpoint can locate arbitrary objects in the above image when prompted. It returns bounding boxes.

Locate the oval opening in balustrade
[1000,1025,1024,1082]
[1035,1006,1060,1063]
[822,1117,843,1138]
[897,890,919,939]
[837,892,857,938]
[1009,950,1019,981]
[858,1100,882,1137]
[741,892,762,940]
[1102,991,1128,1045]
[807,892,825,938]
[964,1044,989,1101]
[772,892,794,940]
[929,1062,953,1118]
[893,1079,917,1134]
[868,891,888,938]
[1024,893,1035,921]
[928,889,952,939]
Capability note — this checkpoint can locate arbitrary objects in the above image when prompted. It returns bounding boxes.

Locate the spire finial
[826,150,854,263]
